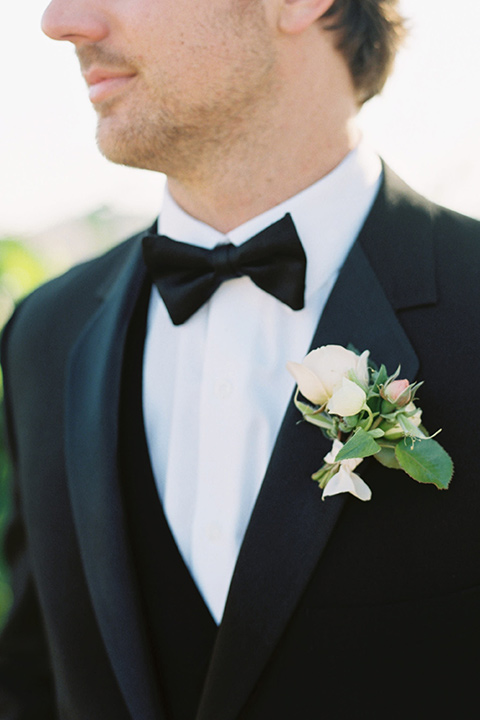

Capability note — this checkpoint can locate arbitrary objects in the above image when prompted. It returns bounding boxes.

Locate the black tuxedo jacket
[1,168,480,719]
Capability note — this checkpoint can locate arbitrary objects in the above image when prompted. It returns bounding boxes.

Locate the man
[1,0,479,718]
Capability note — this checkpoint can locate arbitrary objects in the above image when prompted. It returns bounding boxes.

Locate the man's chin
[95,120,136,167]
[95,123,161,172]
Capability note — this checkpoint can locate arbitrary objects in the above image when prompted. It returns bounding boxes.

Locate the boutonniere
[286,345,454,501]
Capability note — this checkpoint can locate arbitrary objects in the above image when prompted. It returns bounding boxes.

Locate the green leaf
[304,414,335,432]
[386,365,402,384]
[294,398,316,416]
[293,396,336,433]
[374,446,402,470]
[395,438,454,489]
[396,414,425,439]
[340,414,360,431]
[366,394,382,415]
[335,428,381,462]
[372,364,389,389]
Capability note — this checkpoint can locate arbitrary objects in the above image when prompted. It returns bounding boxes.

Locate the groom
[1,1,480,718]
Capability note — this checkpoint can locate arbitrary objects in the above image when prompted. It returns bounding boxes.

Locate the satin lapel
[197,178,428,720]
[65,238,165,720]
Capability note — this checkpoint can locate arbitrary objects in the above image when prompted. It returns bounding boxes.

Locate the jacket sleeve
[0,313,58,720]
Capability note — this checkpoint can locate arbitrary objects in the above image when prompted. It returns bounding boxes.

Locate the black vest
[119,282,218,720]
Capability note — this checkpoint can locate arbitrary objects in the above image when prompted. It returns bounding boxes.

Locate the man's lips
[83,68,137,103]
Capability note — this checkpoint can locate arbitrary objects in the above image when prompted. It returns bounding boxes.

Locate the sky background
[2,0,480,239]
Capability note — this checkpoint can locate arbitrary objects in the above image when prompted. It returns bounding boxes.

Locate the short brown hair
[323,0,407,104]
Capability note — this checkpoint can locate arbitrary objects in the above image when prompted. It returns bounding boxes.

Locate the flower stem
[361,403,375,432]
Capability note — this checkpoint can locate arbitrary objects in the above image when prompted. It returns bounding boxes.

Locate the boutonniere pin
[286,345,453,501]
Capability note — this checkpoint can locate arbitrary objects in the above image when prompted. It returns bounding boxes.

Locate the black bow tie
[142,213,307,325]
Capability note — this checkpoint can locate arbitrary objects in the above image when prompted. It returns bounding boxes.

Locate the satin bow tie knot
[142,213,307,325]
[209,243,243,279]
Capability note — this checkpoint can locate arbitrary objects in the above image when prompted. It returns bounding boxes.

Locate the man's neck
[163,22,361,234]
[167,120,359,234]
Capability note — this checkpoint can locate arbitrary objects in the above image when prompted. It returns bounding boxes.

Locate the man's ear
[278,0,337,35]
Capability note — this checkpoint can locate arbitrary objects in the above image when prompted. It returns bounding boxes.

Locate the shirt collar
[159,141,382,301]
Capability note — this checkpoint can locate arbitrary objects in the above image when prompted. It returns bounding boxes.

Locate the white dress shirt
[143,143,382,624]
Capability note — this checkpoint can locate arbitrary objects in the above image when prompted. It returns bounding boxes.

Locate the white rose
[326,377,366,417]
[286,345,369,408]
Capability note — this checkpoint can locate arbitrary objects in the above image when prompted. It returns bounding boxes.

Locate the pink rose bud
[381,379,411,407]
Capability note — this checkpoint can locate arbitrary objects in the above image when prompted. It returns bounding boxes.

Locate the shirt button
[215,379,232,398]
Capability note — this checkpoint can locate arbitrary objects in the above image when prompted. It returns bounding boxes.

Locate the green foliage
[334,427,381,462]
[395,438,454,490]
[0,218,124,627]
[0,237,47,628]
[291,349,454,500]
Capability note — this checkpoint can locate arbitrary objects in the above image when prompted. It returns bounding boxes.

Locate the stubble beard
[95,77,275,180]
[94,5,278,182]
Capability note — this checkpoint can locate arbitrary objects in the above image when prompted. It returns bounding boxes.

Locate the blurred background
[1,0,480,624]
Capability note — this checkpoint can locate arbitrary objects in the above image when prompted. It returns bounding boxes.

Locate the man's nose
[41,0,109,44]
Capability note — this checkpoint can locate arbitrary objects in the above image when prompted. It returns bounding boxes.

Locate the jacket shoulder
[363,167,480,310]
[1,229,146,369]
[23,231,143,310]
[431,202,480,265]
[388,165,480,243]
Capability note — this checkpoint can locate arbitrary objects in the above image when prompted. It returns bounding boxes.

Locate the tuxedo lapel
[65,237,165,720]
[197,168,435,720]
